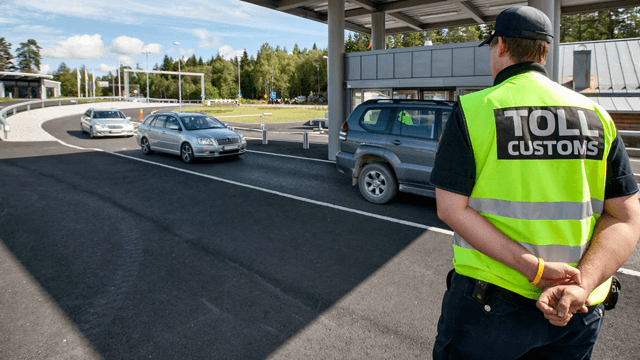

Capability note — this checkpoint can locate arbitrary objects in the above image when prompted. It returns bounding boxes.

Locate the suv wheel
[358,162,398,204]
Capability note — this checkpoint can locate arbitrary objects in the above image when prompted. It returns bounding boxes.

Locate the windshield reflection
[179,115,225,131]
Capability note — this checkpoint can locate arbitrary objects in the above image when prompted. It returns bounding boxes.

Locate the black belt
[459,273,597,311]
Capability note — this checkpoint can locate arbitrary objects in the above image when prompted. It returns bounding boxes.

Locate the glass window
[143,115,156,125]
[359,109,388,133]
[396,109,436,139]
[422,91,449,100]
[165,117,181,129]
[351,89,362,111]
[154,115,168,128]
[94,110,125,119]
[179,115,224,130]
[363,89,391,102]
[441,109,452,132]
[393,89,418,100]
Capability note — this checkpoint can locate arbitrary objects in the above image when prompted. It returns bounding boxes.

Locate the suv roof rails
[363,98,455,106]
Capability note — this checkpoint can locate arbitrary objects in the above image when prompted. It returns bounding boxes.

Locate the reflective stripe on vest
[468,197,604,221]
[456,71,617,304]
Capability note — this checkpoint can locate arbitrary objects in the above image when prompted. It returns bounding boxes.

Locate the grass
[185,105,327,123]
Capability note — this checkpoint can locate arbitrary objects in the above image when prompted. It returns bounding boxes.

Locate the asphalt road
[0,108,639,359]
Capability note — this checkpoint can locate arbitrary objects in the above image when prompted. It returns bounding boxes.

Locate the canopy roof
[241,0,639,35]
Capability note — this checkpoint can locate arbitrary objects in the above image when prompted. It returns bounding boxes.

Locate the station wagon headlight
[239,134,246,143]
[95,123,108,130]
[197,137,217,145]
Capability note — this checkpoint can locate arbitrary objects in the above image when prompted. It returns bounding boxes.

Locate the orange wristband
[531,258,544,286]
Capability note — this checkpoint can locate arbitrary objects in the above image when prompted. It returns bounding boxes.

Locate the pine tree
[16,39,41,73]
[0,37,16,71]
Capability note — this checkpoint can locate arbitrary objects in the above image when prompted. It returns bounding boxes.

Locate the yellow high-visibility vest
[457,70,616,304]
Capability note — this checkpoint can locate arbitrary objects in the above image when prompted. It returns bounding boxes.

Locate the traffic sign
[238,94,242,98]
[270,91,276,99]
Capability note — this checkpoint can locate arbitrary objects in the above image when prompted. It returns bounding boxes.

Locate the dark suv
[336,99,453,204]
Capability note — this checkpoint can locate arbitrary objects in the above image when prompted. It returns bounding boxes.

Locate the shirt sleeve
[605,134,638,199]
[429,102,476,196]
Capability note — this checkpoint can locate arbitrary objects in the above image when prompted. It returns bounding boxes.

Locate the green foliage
[560,8,640,42]
[0,37,16,71]
[16,39,41,73]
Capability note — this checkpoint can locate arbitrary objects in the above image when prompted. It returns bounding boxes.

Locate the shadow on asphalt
[0,147,433,359]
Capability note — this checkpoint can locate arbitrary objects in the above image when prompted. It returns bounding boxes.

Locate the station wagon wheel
[80,123,85,133]
[141,137,153,155]
[358,162,398,204]
[181,143,195,163]
[89,126,95,139]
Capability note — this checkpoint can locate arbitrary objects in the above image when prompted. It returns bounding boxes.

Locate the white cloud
[142,43,163,54]
[111,36,144,55]
[99,64,116,73]
[0,17,20,25]
[110,36,162,55]
[218,45,243,61]
[38,64,51,74]
[41,34,107,59]
[192,28,221,49]
[117,55,136,66]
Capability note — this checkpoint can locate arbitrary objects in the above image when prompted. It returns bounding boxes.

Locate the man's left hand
[537,285,590,327]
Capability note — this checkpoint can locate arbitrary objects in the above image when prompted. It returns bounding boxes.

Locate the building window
[422,91,449,100]
[363,89,391,102]
[393,89,418,99]
[351,88,363,110]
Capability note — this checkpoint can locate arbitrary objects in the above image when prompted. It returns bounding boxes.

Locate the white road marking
[618,268,640,277]
[45,128,640,278]
[246,149,335,163]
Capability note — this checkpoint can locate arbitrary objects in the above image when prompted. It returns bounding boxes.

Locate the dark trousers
[433,272,604,360]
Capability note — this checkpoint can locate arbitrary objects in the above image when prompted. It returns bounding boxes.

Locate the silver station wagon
[135,112,247,163]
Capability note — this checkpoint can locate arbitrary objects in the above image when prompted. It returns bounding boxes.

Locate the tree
[345,33,371,52]
[0,37,16,71]
[16,39,41,73]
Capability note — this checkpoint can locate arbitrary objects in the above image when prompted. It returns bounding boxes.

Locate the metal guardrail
[0,96,183,140]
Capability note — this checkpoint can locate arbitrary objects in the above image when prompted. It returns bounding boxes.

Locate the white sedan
[80,108,135,138]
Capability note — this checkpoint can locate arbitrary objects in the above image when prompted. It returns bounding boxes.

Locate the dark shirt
[430,62,638,199]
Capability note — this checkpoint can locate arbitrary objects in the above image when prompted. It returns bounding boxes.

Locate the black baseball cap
[478,6,553,47]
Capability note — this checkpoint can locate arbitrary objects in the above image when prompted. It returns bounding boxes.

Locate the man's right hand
[534,261,582,291]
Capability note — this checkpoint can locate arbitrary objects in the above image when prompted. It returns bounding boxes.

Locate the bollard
[140,109,143,121]
[262,129,268,145]
[303,132,309,149]
[42,102,45,108]
[58,100,62,106]
[27,104,30,111]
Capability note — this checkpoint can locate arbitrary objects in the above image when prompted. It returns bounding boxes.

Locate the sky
[1,0,329,76]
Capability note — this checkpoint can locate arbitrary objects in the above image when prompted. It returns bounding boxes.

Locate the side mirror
[126,117,131,120]
[224,123,229,127]
[168,124,180,131]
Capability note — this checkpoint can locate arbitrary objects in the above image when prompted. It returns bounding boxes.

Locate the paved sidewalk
[0,102,163,142]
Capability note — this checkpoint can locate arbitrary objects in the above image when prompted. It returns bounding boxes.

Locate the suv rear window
[359,108,391,133]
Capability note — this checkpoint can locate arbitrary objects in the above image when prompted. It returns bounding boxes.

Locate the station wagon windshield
[179,115,225,130]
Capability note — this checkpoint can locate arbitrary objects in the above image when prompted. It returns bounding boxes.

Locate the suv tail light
[339,121,348,141]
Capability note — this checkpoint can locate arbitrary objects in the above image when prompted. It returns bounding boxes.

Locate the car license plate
[222,144,238,151]
[110,130,121,133]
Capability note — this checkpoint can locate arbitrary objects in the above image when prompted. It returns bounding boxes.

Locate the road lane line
[46,132,640,278]
[246,149,335,163]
